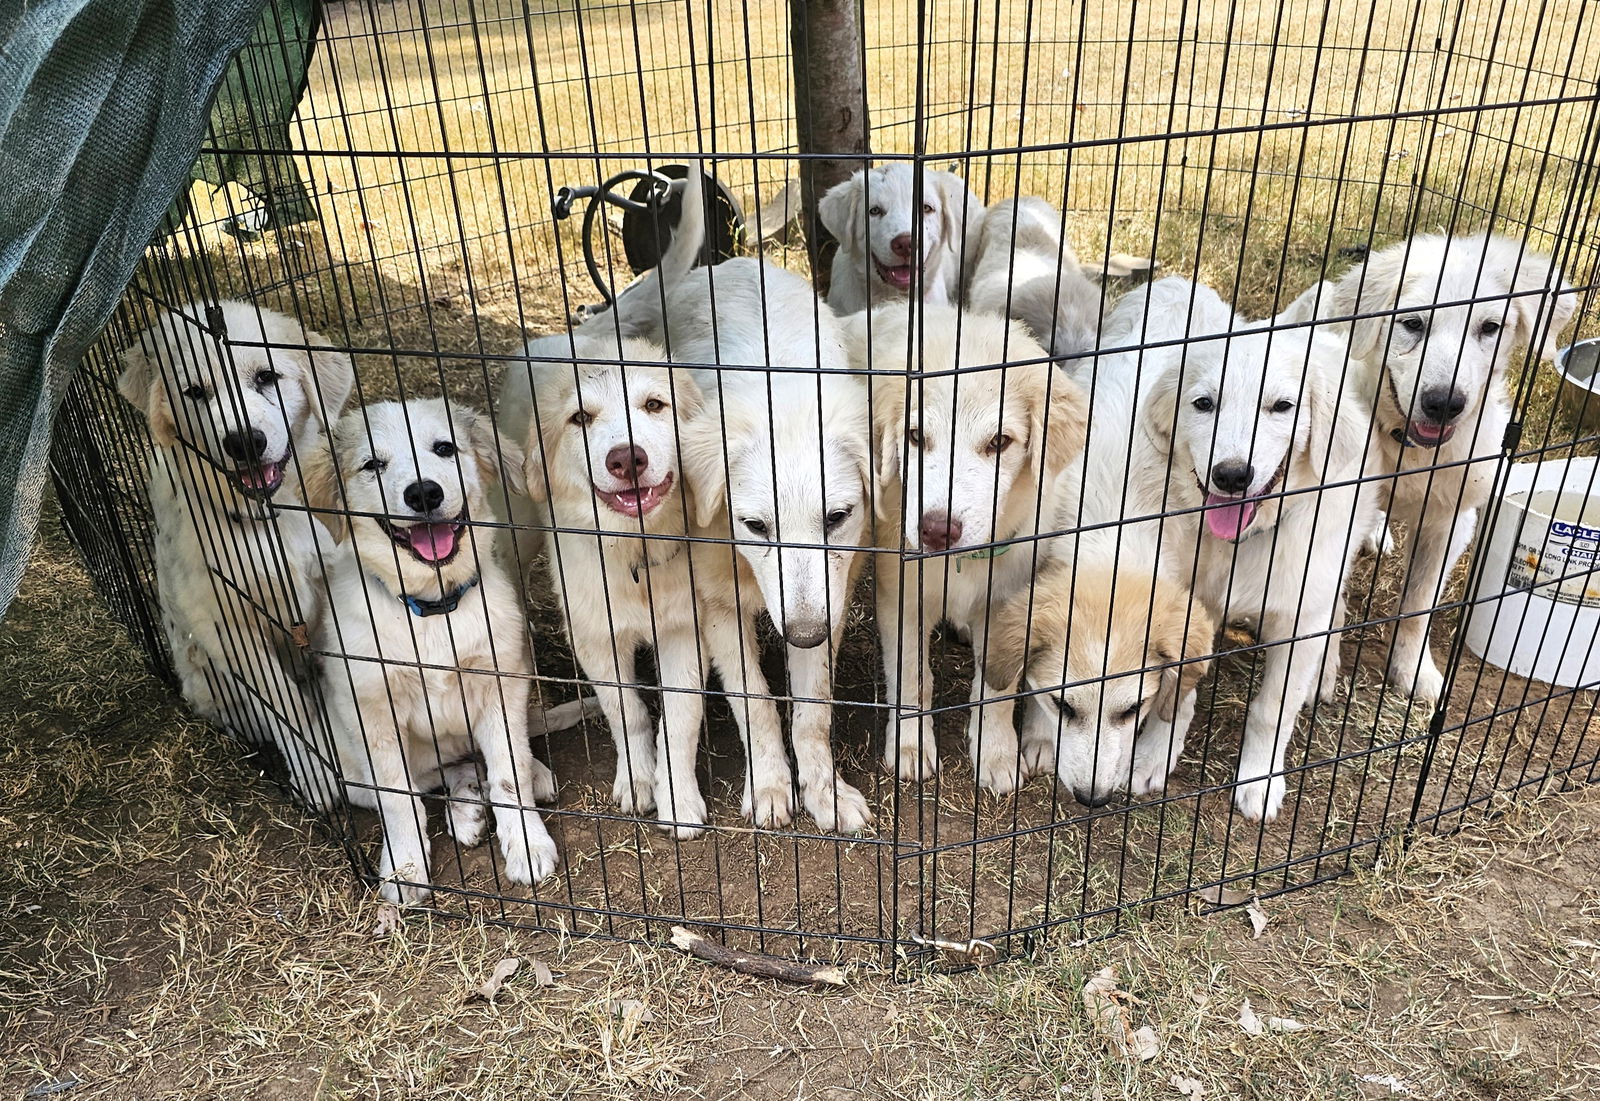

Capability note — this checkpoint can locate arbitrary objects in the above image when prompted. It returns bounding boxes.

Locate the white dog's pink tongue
[1204,494,1259,541]
[407,522,458,562]
[239,461,281,490]
[883,265,913,288]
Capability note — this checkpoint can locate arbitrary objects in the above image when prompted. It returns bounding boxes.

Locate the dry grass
[5,517,1600,1099]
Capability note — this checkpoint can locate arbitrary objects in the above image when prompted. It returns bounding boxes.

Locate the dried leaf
[1081,966,1161,1061]
[1238,998,1307,1035]
[1246,897,1270,939]
[612,997,656,1042]
[1169,1075,1205,1098]
[530,959,554,987]
[470,957,520,1003]
[372,903,402,937]
[1357,1073,1416,1096]
[1194,885,1252,907]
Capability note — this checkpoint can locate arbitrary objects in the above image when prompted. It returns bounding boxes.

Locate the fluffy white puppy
[1102,278,1379,822]
[819,163,986,314]
[1280,233,1575,700]
[117,300,353,807]
[965,196,1104,361]
[858,306,1088,794]
[304,399,556,903]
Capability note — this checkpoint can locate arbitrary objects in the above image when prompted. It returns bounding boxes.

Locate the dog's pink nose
[606,445,648,482]
[919,511,963,552]
[889,233,914,260]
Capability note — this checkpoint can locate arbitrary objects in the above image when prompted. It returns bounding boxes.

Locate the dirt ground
[4,514,1600,1100]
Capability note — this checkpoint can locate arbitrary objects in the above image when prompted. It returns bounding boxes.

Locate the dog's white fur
[820,163,986,314]
[118,301,354,808]
[965,196,1104,361]
[1101,277,1379,821]
[1281,234,1575,700]
[589,171,876,833]
[302,399,556,903]
[856,306,1088,794]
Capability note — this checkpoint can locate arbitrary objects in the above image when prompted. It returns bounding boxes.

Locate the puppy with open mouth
[117,300,354,809]
[1280,234,1575,701]
[1105,278,1379,823]
[501,328,787,837]
[303,399,562,903]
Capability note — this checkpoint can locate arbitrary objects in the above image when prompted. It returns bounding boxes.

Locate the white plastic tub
[1464,455,1600,688]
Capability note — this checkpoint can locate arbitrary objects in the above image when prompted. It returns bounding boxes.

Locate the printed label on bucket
[1508,492,1600,607]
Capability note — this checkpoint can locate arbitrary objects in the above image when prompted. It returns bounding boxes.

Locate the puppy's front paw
[883,718,937,783]
[446,796,487,848]
[1390,654,1445,703]
[1317,648,1343,703]
[611,758,657,815]
[803,777,873,834]
[378,853,432,905]
[1018,732,1056,780]
[655,781,709,841]
[500,819,560,885]
[1130,740,1178,797]
[742,773,795,829]
[1232,774,1285,824]
[527,758,558,803]
[973,740,1023,797]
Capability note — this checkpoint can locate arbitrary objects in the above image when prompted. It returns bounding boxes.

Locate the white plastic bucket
[1464,455,1600,688]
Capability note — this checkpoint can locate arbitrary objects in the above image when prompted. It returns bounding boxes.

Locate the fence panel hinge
[1502,419,1522,453]
[204,303,229,340]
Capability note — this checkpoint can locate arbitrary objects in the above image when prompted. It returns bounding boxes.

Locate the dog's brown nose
[606,445,648,482]
[919,511,963,552]
[889,233,914,259]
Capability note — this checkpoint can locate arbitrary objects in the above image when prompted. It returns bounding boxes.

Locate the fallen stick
[669,926,847,986]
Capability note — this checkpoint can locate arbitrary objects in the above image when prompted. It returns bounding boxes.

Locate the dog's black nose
[1073,786,1117,809]
[1417,386,1467,424]
[403,479,445,514]
[222,428,267,462]
[783,621,830,649]
[1210,461,1254,495]
[919,511,963,551]
[889,233,914,259]
[606,444,648,482]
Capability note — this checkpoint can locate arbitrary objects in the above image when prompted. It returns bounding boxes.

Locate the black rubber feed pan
[622,164,745,274]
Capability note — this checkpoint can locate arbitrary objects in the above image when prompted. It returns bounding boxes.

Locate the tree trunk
[789,0,871,294]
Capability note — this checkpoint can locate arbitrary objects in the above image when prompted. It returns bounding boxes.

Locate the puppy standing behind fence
[965,196,1105,362]
[1280,234,1575,702]
[302,399,566,903]
[857,305,1088,795]
[819,162,987,314]
[117,301,354,808]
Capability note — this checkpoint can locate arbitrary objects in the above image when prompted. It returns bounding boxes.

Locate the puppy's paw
[378,855,432,906]
[883,718,937,783]
[446,797,487,849]
[500,820,560,885]
[742,775,795,830]
[655,782,709,841]
[1018,734,1056,780]
[803,778,873,835]
[1316,650,1343,704]
[611,759,658,815]
[1130,741,1178,798]
[1232,774,1285,824]
[527,758,558,804]
[1390,655,1445,703]
[973,741,1024,797]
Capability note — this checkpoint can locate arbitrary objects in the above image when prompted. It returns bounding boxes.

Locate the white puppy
[983,559,1216,808]
[303,400,556,903]
[117,300,353,808]
[1280,234,1575,700]
[965,196,1104,361]
[593,173,876,833]
[1103,278,1379,822]
[819,163,986,314]
[859,306,1088,794]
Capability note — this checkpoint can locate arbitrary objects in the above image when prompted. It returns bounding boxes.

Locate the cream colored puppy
[965,196,1104,361]
[304,399,554,903]
[859,305,1088,795]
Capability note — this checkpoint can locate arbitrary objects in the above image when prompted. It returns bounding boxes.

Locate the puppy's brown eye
[986,433,1012,454]
[921,203,934,215]
[906,428,923,447]
[1480,320,1502,338]
[868,205,885,217]
[360,457,386,474]
[1400,316,1426,334]
[1118,703,1143,724]
[254,368,280,388]
[1270,399,1295,414]
[1053,698,1078,722]
[182,384,209,402]
[432,440,456,458]
[644,398,667,414]
[1192,395,1215,413]
[570,410,593,427]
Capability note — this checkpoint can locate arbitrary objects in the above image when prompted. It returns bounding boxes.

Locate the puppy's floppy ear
[983,560,1070,691]
[818,172,864,259]
[300,326,356,430]
[1301,330,1369,481]
[1336,254,1398,365]
[1039,364,1089,482]
[298,434,349,542]
[117,327,178,447]
[465,408,527,492]
[870,373,908,522]
[1150,582,1216,722]
[933,170,984,257]
[520,412,552,504]
[1137,357,1180,461]
[1500,242,1575,363]
[677,399,730,530]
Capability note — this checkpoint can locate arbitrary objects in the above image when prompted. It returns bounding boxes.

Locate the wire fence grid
[46,0,1600,965]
